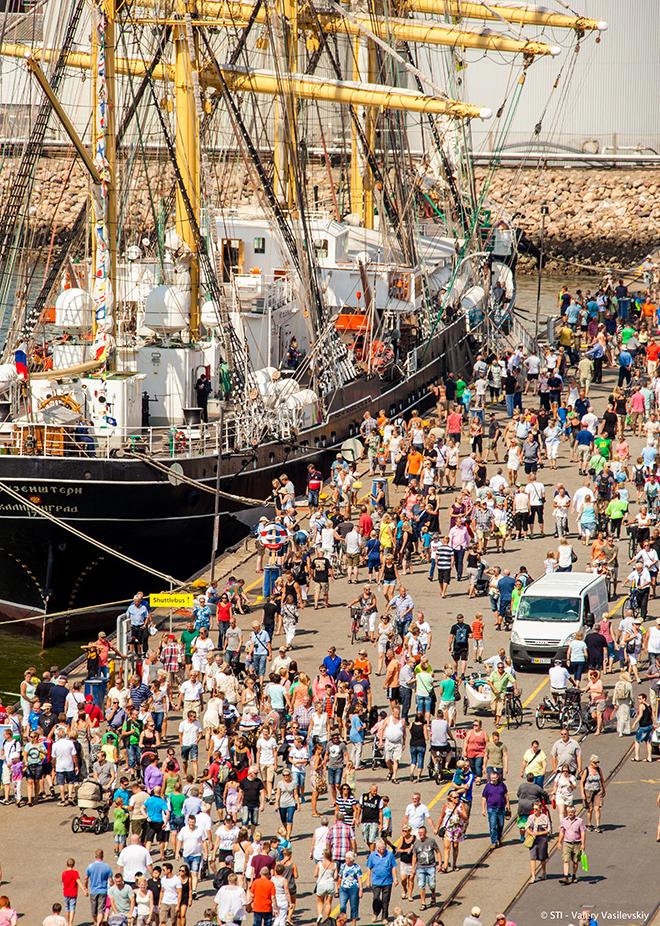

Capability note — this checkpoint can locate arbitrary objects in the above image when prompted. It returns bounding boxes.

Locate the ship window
[254,237,266,254]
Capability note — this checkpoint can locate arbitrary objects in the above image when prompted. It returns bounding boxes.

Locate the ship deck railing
[0,419,242,460]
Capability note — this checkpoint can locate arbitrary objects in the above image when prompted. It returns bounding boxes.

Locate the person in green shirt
[511,579,524,616]
[414,659,435,718]
[167,784,187,857]
[587,452,605,475]
[605,492,628,537]
[180,622,199,668]
[620,324,636,345]
[487,663,516,723]
[112,798,129,853]
[593,435,611,460]
[455,378,467,401]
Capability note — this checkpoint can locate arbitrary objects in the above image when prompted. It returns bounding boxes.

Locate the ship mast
[92,0,118,370]
[174,3,200,338]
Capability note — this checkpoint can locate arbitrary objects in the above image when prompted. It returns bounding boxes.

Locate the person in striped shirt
[434,536,454,598]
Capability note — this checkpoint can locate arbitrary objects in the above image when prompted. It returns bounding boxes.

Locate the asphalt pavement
[1,370,658,926]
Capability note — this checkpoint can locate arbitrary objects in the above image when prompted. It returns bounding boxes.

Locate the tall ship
[0,0,605,642]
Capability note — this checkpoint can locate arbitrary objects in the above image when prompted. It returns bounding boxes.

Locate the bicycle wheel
[535,707,547,729]
[350,622,357,645]
[561,705,582,736]
[463,697,469,716]
[512,697,524,728]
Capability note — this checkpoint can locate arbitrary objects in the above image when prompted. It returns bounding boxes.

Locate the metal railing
[1,420,227,460]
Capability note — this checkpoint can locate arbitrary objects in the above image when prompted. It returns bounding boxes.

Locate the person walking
[313,851,336,923]
[366,839,398,924]
[558,804,586,884]
[632,693,654,761]
[481,772,510,849]
[524,801,551,883]
[84,850,113,926]
[336,851,363,926]
[580,755,606,832]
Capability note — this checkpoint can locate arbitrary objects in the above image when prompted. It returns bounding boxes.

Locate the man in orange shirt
[404,448,423,483]
[249,868,276,926]
[646,339,660,377]
[642,296,657,332]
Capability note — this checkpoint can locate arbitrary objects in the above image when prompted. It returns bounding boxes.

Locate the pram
[472,563,490,596]
[71,777,110,834]
[462,673,493,716]
[369,739,386,770]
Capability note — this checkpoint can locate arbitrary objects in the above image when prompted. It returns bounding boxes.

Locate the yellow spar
[402,0,607,32]
[133,0,561,55]
[1,44,491,118]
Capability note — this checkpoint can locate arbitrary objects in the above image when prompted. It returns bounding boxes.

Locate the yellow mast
[174,2,200,339]
[403,0,607,32]
[2,43,492,117]
[272,0,299,209]
[349,36,363,221]
[363,41,377,230]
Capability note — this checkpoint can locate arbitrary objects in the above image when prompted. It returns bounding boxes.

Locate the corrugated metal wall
[454,0,660,155]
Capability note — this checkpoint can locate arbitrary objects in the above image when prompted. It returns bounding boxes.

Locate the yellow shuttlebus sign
[150,592,194,608]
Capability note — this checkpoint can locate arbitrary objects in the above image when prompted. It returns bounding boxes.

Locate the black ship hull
[0,319,472,643]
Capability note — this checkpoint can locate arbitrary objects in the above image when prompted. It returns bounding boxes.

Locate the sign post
[149,592,194,608]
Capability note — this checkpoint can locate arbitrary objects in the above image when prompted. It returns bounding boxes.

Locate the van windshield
[516,596,581,623]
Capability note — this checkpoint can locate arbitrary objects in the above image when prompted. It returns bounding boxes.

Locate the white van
[509,572,609,670]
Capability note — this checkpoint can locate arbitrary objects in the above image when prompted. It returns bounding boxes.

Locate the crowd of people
[1,276,660,926]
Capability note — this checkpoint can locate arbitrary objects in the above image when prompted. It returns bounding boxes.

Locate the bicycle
[349,605,368,644]
[627,523,639,560]
[503,688,524,728]
[330,547,346,579]
[559,700,596,737]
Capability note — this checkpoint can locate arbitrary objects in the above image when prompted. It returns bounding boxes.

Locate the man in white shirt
[215,874,247,924]
[525,476,546,538]
[403,792,432,835]
[176,816,207,894]
[582,411,599,435]
[413,611,432,653]
[625,562,652,619]
[51,730,78,805]
[117,834,153,886]
[548,660,574,699]
[489,469,508,495]
[178,710,202,779]
[345,525,362,584]
[524,353,541,393]
[178,672,204,715]
[159,862,182,924]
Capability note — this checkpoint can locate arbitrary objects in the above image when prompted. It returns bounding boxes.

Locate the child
[61,858,85,926]
[428,533,442,581]
[344,760,356,793]
[472,611,484,663]
[275,825,291,860]
[376,443,388,475]
[112,796,129,855]
[544,550,558,574]
[10,753,23,806]
[380,795,393,848]
[420,525,432,562]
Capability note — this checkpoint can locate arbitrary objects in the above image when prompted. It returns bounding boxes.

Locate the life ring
[174,430,188,451]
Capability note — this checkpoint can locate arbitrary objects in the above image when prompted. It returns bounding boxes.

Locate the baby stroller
[472,563,489,596]
[462,673,493,716]
[370,739,386,770]
[71,778,110,834]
